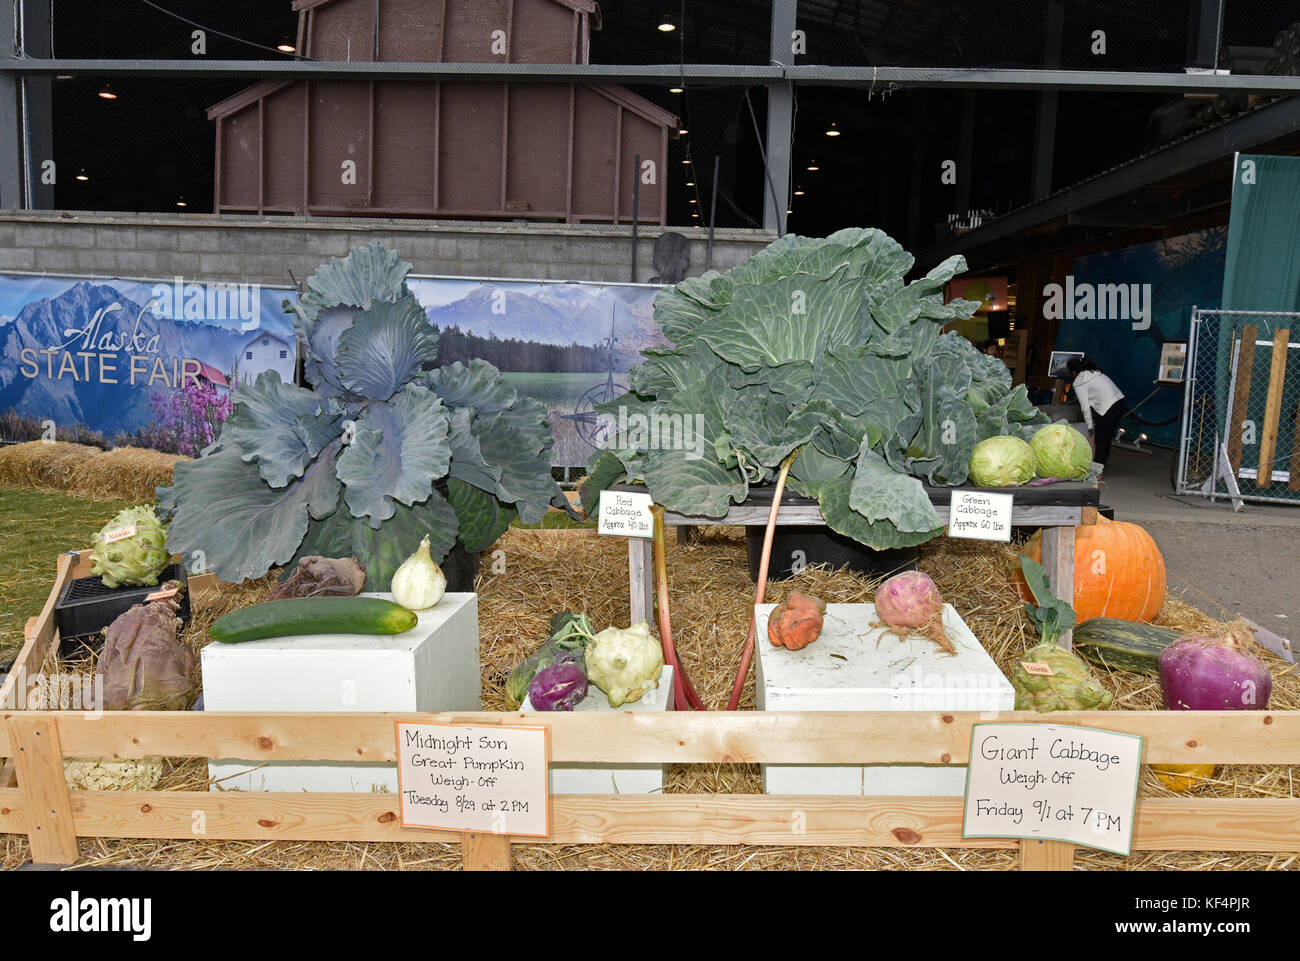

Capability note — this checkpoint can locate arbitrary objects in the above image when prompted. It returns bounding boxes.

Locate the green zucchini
[210,596,418,644]
[1073,617,1183,675]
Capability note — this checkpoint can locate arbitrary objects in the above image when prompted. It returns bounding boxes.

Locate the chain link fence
[1177,308,1300,505]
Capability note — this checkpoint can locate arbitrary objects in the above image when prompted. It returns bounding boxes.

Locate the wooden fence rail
[2,709,1298,870]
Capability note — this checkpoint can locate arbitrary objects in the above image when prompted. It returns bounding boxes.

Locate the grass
[0,486,135,664]
[0,485,591,664]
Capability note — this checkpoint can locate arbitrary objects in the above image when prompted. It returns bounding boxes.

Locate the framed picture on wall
[1158,342,1188,383]
[1048,350,1084,379]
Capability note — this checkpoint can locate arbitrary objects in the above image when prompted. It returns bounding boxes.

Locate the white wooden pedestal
[521,666,674,794]
[754,602,1014,796]
[202,592,480,793]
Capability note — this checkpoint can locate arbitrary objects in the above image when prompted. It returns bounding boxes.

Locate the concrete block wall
[0,211,774,286]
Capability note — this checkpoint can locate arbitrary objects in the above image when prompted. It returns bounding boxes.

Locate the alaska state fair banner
[0,273,296,454]
[407,276,665,467]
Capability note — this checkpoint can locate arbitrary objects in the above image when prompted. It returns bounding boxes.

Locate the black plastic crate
[54,563,191,657]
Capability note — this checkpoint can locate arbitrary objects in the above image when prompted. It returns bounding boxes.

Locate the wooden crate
[1,708,1298,869]
[3,551,1298,872]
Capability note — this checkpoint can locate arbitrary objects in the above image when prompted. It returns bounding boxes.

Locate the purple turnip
[1159,626,1272,711]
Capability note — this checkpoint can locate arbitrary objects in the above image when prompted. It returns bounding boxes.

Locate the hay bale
[0,441,188,501]
[0,441,100,491]
[73,447,189,502]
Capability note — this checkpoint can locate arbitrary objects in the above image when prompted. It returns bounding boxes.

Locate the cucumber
[1073,617,1183,675]
[210,596,418,643]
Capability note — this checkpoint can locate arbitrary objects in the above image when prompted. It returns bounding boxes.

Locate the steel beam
[763,0,796,235]
[22,0,52,209]
[0,3,19,209]
[1032,1,1063,202]
[5,59,1300,95]
[919,94,1300,265]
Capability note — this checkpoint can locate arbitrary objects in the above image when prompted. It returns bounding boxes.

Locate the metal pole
[0,1,21,209]
[630,152,640,283]
[762,0,796,234]
[707,154,720,270]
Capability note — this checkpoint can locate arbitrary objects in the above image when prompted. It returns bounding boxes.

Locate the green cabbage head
[585,621,664,708]
[1030,424,1092,480]
[90,505,171,589]
[968,436,1036,487]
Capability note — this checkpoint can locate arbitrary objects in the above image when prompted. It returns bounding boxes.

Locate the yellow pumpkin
[1015,515,1166,622]
[1150,764,1216,792]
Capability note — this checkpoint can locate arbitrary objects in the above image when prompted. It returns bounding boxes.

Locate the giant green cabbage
[582,228,1050,550]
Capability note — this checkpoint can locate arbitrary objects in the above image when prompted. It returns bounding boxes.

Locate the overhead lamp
[669,85,684,94]
[685,180,695,187]
[681,158,691,165]
[689,198,696,204]
[806,160,820,171]
[786,207,793,214]
[825,122,840,136]
[793,187,805,196]
[678,127,688,135]
[657,19,676,32]
[98,82,117,100]
[176,197,187,207]
[277,42,297,53]
[75,169,89,181]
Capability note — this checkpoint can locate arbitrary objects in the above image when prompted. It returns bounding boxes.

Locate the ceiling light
[682,158,691,165]
[685,180,695,187]
[657,20,676,32]
[176,197,187,207]
[793,188,805,196]
[806,161,820,171]
[98,82,117,100]
[786,207,793,214]
[277,42,297,53]
[825,122,840,137]
[678,127,688,135]
[669,86,684,94]
[689,198,696,204]
[75,169,88,182]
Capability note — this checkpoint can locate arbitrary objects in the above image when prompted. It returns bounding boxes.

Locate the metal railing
[1177,307,1300,506]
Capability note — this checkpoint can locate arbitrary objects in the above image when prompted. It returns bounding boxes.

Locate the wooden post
[1256,328,1290,487]
[461,832,512,870]
[1225,324,1257,472]
[628,538,655,626]
[1020,839,1074,870]
[1041,524,1075,650]
[5,714,78,865]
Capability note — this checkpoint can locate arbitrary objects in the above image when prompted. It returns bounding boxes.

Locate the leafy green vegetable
[160,243,569,589]
[583,228,1050,550]
[1019,555,1077,647]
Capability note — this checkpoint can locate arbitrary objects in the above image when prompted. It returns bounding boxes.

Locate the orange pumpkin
[1014,515,1166,622]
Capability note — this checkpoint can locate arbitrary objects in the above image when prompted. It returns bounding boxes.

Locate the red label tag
[1020,661,1055,676]
[102,524,137,544]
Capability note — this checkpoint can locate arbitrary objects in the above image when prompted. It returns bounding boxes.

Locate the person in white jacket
[1065,357,1127,468]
